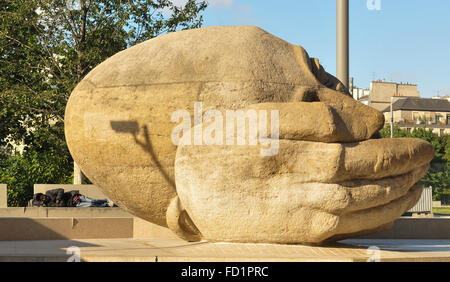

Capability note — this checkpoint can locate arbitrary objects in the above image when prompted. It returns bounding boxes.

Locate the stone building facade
[369,81,421,112]
[382,97,450,136]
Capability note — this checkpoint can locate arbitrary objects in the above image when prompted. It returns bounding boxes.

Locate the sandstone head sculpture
[65,26,434,245]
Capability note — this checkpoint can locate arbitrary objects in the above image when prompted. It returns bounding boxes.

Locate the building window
[407,128,411,133]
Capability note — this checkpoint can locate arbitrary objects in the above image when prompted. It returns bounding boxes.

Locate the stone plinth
[0,238,449,262]
[0,213,178,241]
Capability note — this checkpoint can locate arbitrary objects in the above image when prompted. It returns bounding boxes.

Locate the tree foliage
[0,0,207,206]
[380,125,450,201]
[1,0,207,149]
[0,148,73,206]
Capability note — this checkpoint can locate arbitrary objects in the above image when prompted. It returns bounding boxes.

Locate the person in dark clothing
[32,190,63,207]
[44,188,65,206]
[32,188,112,207]
[33,189,80,207]
[31,193,47,207]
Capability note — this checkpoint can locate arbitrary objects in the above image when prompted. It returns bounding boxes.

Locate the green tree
[379,124,411,138]
[380,125,450,201]
[0,0,207,206]
[0,148,73,206]
[1,0,207,148]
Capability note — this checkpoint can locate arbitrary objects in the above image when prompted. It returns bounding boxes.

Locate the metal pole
[336,0,349,89]
[390,97,394,138]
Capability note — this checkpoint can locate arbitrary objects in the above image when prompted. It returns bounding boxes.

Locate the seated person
[32,188,113,207]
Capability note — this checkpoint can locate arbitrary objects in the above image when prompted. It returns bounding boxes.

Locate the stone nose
[314,86,385,143]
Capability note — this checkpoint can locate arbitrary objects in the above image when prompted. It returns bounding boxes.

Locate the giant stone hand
[65,26,434,245]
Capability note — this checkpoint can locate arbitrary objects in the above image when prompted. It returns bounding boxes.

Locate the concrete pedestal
[0,238,449,262]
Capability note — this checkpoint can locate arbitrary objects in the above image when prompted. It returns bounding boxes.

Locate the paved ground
[1,238,450,262]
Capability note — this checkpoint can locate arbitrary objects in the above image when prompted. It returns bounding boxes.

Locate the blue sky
[198,0,450,98]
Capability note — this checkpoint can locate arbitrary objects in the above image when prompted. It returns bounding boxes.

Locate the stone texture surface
[65,25,434,244]
[176,138,433,244]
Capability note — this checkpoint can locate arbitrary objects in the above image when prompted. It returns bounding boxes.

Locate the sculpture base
[0,238,449,262]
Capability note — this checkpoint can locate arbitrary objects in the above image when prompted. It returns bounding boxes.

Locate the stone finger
[176,138,434,184]
[333,184,423,236]
[278,163,429,215]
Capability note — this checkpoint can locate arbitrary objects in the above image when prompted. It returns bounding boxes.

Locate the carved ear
[166,196,203,242]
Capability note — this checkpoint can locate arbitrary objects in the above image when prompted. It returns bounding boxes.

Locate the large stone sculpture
[65,26,434,245]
